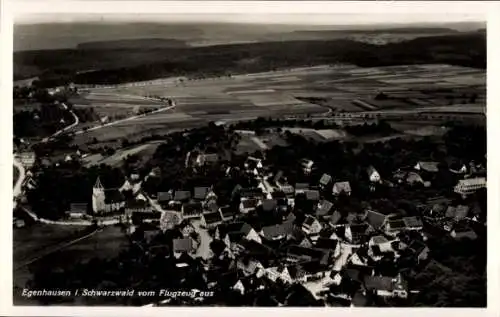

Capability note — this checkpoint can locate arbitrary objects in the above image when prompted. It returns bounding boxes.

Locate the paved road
[41,102,80,143]
[13,158,26,209]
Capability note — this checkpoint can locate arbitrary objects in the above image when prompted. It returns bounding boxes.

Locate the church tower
[92,177,106,213]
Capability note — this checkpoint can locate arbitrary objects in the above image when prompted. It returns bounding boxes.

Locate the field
[14,225,129,304]
[83,141,162,167]
[70,64,485,144]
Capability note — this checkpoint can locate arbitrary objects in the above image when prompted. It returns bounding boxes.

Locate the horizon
[15,13,485,26]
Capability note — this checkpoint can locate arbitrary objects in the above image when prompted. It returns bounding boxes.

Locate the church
[92,177,126,214]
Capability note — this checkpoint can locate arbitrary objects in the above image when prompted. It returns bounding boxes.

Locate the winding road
[13,158,26,209]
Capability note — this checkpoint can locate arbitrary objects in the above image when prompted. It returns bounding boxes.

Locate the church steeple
[94,177,104,190]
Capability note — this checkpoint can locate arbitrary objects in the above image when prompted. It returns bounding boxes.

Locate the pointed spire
[94,177,104,189]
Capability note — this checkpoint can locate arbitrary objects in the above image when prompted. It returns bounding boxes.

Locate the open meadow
[71,64,485,144]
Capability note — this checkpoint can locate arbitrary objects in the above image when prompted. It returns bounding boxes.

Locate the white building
[454,177,486,196]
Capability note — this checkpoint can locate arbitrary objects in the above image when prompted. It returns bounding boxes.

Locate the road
[74,103,176,135]
[41,102,80,143]
[13,158,26,209]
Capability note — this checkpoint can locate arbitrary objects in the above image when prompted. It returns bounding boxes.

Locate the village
[13,116,486,307]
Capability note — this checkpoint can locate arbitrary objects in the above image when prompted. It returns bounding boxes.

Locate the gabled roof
[240,187,264,198]
[157,191,173,202]
[203,211,223,224]
[366,210,387,230]
[402,216,423,228]
[182,202,202,216]
[415,161,439,172]
[241,198,259,209]
[317,200,333,217]
[261,223,291,240]
[218,222,253,238]
[408,240,428,254]
[333,181,351,193]
[173,238,193,253]
[194,187,210,200]
[370,235,389,245]
[174,190,191,201]
[387,219,406,231]
[303,215,318,227]
[446,205,469,220]
[319,173,332,186]
[305,190,320,201]
[329,210,342,225]
[363,276,395,291]
[262,199,278,211]
[295,183,310,190]
[220,205,236,218]
[70,203,87,213]
[367,166,378,176]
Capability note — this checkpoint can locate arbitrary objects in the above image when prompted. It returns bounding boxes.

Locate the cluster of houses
[129,152,487,307]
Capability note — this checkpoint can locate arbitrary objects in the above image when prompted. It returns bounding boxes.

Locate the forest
[14,32,485,86]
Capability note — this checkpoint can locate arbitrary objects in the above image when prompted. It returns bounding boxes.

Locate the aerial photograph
[12,11,486,307]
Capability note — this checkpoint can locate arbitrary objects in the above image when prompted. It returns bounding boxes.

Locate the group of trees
[14,104,75,138]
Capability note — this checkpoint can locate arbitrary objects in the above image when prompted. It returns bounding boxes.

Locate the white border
[1,1,499,317]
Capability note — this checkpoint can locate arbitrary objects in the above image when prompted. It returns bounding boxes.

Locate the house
[295,183,310,194]
[194,186,210,200]
[265,265,306,284]
[302,215,323,236]
[367,166,381,183]
[414,161,439,173]
[329,210,343,226]
[316,200,334,219]
[332,181,351,196]
[245,156,264,170]
[305,190,320,202]
[365,210,389,231]
[174,190,191,202]
[402,216,423,231]
[450,222,478,240]
[260,223,292,241]
[346,223,373,245]
[319,173,332,188]
[301,159,314,174]
[445,205,470,222]
[125,200,150,214]
[449,163,468,174]
[16,151,36,168]
[407,240,430,264]
[92,177,126,214]
[218,222,262,246]
[239,198,260,214]
[239,187,265,200]
[65,203,87,218]
[201,211,223,229]
[219,206,237,222]
[157,191,173,205]
[195,153,219,166]
[181,202,203,219]
[314,237,340,254]
[454,177,486,196]
[172,238,194,258]
[237,258,265,277]
[385,219,406,236]
[363,274,408,299]
[406,172,425,185]
[261,199,278,212]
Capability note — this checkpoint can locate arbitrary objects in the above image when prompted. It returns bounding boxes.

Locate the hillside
[76,38,189,50]
[14,32,485,86]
